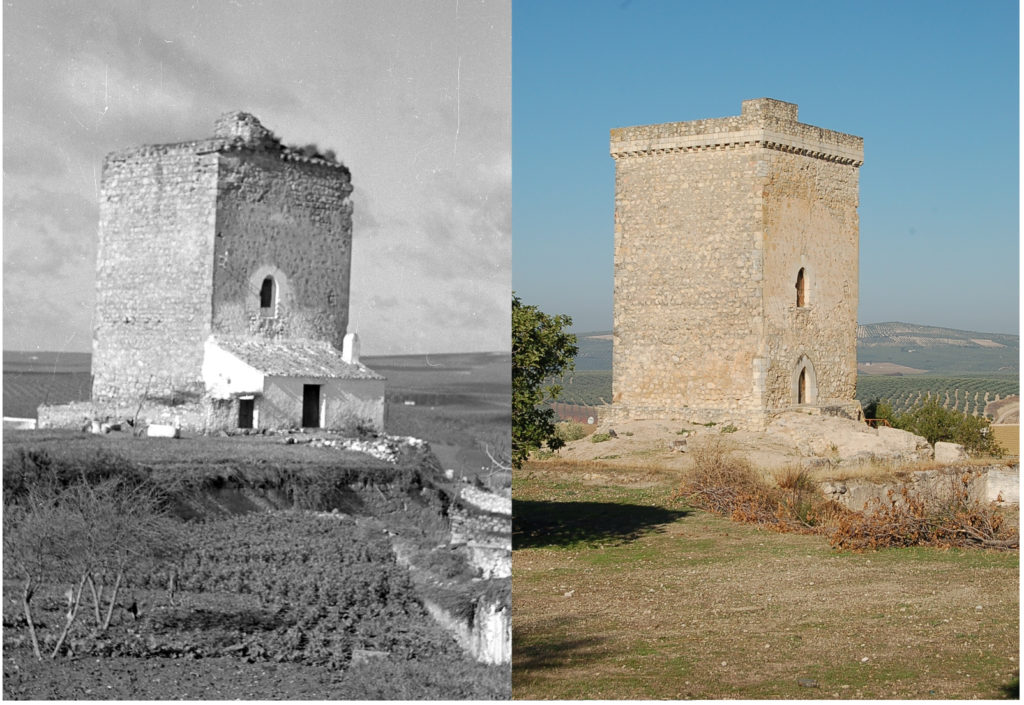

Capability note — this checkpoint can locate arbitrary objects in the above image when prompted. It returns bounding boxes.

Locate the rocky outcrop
[766,411,932,464]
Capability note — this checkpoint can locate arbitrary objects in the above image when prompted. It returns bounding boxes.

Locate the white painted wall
[261,376,385,431]
[201,339,265,398]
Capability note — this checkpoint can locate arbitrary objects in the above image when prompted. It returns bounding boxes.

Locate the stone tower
[609,98,864,429]
[86,112,385,432]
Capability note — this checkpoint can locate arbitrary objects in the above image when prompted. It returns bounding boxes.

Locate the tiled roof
[212,337,384,380]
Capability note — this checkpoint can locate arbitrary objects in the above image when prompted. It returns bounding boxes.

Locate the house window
[796,267,807,308]
[259,276,277,317]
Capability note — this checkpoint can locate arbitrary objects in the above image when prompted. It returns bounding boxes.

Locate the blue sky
[511,0,1019,336]
[4,0,510,355]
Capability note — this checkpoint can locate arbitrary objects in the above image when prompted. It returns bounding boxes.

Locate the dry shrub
[675,440,1015,551]
[829,471,1018,551]
[675,439,849,532]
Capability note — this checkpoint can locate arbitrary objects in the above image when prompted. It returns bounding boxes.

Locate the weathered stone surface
[93,113,354,403]
[828,465,1020,510]
[934,441,968,463]
[765,412,931,463]
[609,99,862,430]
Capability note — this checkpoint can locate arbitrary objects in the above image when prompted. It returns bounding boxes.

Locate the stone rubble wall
[460,485,512,516]
[211,151,353,349]
[37,400,213,431]
[823,464,1020,509]
[92,148,220,402]
[611,147,764,417]
[422,598,510,665]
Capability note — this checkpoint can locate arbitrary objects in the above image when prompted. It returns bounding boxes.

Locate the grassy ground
[513,461,1019,699]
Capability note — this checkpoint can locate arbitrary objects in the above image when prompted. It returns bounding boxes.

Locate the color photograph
[511,0,1018,699]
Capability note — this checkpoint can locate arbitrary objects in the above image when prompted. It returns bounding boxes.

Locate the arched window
[795,267,807,307]
[259,276,277,317]
[798,368,807,404]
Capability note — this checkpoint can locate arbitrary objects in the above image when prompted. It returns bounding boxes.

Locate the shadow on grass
[513,616,610,673]
[999,678,1019,699]
[513,499,690,549]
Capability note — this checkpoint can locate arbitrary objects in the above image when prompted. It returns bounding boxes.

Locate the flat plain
[513,460,1019,700]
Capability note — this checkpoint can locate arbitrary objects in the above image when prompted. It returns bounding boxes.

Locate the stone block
[934,441,968,463]
[146,424,180,439]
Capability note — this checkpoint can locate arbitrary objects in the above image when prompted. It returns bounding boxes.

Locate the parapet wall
[611,98,863,165]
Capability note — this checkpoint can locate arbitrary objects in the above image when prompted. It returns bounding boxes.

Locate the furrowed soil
[512,461,1019,700]
[2,350,512,700]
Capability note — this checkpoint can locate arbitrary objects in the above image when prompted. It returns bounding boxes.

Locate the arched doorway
[792,355,818,405]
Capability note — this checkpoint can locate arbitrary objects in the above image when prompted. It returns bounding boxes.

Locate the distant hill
[857,322,1018,376]
[572,331,613,371]
[3,350,91,374]
[573,323,1019,376]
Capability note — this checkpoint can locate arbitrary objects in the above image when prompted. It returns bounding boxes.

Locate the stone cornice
[610,127,864,166]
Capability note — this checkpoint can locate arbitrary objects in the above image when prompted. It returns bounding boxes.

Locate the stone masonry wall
[761,150,860,409]
[611,148,764,420]
[609,99,863,428]
[91,115,355,411]
[92,147,219,402]
[211,152,353,349]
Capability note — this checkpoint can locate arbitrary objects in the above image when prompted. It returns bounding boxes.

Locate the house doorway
[302,384,321,428]
[238,398,255,429]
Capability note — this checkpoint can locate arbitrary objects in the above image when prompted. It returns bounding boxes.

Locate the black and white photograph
[3,0,511,699]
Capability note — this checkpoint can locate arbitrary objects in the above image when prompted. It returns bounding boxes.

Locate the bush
[864,396,1002,455]
[862,398,897,424]
[590,433,611,443]
[676,441,1016,551]
[554,421,587,443]
[676,440,848,531]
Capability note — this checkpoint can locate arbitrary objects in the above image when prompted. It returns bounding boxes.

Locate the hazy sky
[512,0,1019,336]
[3,0,510,355]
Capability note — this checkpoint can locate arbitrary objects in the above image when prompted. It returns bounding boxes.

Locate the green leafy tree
[512,294,578,468]
[893,397,1001,455]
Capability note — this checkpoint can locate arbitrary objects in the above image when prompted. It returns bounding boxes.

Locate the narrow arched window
[798,368,807,404]
[795,267,807,308]
[259,276,276,316]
